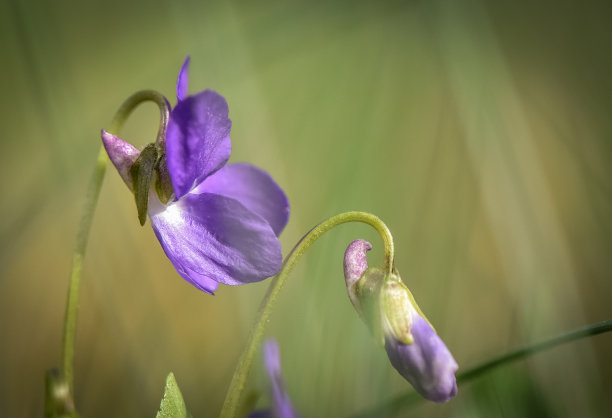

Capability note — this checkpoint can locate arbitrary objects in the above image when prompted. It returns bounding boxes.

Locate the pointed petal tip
[262,339,302,418]
[263,339,281,376]
[100,129,116,147]
[177,56,191,102]
[192,280,218,295]
[101,130,140,188]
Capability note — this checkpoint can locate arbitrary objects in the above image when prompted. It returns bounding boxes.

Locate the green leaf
[156,372,192,418]
[130,143,158,226]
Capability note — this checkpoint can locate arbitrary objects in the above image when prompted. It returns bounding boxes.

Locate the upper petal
[176,56,190,102]
[193,163,290,236]
[384,314,458,402]
[149,192,282,287]
[166,90,232,198]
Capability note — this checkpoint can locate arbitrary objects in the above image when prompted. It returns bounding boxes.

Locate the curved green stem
[219,211,394,418]
[60,90,170,393]
[351,318,612,418]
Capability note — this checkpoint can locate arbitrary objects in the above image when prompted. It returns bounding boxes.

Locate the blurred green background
[1,0,611,416]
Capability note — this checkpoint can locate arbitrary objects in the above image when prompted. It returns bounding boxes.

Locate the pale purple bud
[385,313,458,402]
[101,130,140,190]
[342,240,458,403]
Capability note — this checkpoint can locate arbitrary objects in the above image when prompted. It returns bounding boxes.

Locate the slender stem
[219,212,394,418]
[457,319,612,382]
[60,90,170,393]
[351,319,612,418]
[60,146,108,394]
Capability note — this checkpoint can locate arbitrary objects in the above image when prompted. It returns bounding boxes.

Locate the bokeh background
[1,0,611,416]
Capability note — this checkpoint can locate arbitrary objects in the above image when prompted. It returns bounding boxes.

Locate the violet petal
[176,56,190,102]
[166,90,232,198]
[192,163,290,236]
[263,339,301,418]
[176,264,219,295]
[101,130,140,189]
[384,313,458,403]
[149,192,281,286]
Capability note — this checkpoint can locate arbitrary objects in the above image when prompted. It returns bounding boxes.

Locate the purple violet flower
[102,57,290,294]
[250,339,301,418]
[343,239,458,403]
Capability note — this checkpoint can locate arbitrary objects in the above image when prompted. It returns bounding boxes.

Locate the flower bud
[343,239,458,402]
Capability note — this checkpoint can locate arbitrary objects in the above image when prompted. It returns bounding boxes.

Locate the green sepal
[44,368,78,418]
[380,275,415,345]
[156,372,192,418]
[130,143,158,226]
[354,268,435,346]
[355,267,386,344]
[379,270,435,345]
[155,153,174,204]
[392,268,435,332]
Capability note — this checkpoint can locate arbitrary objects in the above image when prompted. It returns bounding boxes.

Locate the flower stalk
[59,90,170,395]
[219,211,394,418]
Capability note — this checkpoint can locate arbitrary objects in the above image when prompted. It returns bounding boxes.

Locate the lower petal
[176,265,219,295]
[149,192,282,288]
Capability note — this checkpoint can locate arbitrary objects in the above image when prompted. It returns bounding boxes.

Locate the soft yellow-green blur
[1,0,611,416]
